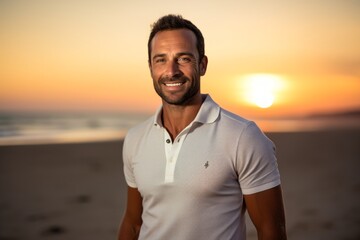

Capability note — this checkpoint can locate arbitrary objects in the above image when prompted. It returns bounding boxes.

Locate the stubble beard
[153,75,200,106]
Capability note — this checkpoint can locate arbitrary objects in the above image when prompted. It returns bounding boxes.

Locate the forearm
[119,187,143,240]
[118,220,141,240]
[257,222,287,240]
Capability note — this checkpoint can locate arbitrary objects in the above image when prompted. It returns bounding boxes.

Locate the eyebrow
[176,52,196,58]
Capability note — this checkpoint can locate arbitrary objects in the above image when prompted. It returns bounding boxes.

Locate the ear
[199,55,208,76]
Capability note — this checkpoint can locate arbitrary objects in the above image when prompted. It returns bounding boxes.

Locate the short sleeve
[237,122,281,195]
[122,132,137,188]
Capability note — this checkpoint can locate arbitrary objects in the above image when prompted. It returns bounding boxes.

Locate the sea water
[0,111,359,145]
[0,112,150,145]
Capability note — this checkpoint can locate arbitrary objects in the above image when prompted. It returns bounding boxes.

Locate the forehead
[150,29,197,56]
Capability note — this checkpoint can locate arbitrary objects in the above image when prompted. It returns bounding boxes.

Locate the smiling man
[118,14,287,240]
[151,29,203,106]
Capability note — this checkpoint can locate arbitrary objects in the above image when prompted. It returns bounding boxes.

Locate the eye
[177,57,191,64]
[154,58,165,64]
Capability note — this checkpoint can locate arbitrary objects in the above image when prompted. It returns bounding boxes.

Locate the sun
[240,74,285,108]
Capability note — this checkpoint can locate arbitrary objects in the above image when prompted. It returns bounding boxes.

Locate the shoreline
[1,126,359,147]
[0,130,126,146]
[1,114,359,146]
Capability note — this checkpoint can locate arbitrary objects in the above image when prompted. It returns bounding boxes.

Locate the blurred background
[0,0,359,239]
[1,0,360,143]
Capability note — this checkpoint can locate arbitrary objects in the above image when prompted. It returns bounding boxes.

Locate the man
[118,14,286,240]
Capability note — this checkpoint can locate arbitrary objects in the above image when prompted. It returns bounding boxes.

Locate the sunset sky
[1,0,359,119]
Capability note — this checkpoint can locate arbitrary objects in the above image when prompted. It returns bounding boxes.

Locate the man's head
[148,14,205,64]
[147,15,208,106]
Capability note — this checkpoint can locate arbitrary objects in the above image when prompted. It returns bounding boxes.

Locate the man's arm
[244,185,287,240]
[118,187,143,240]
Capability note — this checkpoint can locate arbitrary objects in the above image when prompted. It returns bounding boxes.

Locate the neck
[162,94,205,140]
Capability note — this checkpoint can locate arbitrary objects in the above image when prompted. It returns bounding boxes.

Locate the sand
[0,129,359,240]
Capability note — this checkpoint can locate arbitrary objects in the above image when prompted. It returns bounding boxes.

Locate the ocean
[0,112,151,145]
[0,111,359,145]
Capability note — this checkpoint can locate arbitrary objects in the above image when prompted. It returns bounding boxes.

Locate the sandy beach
[0,129,359,240]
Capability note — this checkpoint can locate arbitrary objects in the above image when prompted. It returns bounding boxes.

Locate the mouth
[164,82,184,87]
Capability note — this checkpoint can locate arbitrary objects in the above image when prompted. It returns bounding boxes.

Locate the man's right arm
[118,187,143,240]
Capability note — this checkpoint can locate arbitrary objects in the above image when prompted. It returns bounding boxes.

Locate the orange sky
[1,0,359,118]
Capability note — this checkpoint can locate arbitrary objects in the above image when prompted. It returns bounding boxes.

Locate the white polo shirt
[123,94,281,240]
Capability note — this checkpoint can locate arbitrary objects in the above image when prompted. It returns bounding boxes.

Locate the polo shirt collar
[154,106,163,127]
[193,94,220,124]
[153,94,220,127]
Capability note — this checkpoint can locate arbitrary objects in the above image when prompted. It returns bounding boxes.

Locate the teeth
[165,83,182,87]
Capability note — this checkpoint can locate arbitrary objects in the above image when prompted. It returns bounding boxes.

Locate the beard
[153,74,200,106]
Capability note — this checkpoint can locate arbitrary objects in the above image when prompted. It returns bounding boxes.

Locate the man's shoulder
[205,95,252,129]
[218,108,268,140]
[126,115,154,139]
[218,108,252,128]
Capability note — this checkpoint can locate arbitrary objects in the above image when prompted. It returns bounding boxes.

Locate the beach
[0,129,359,240]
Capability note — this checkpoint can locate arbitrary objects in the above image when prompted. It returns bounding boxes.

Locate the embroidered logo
[204,161,209,169]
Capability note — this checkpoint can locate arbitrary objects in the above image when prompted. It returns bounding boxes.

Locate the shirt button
[166,139,171,144]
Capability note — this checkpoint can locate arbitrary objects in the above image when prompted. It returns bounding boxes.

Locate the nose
[165,60,182,78]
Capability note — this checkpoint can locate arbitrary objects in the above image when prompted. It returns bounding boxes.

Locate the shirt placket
[163,127,190,183]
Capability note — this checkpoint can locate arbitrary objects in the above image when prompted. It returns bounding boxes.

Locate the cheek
[151,65,165,76]
[150,67,160,80]
[191,65,201,77]
[181,64,198,75]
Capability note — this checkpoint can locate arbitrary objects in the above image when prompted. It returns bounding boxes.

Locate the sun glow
[239,74,285,108]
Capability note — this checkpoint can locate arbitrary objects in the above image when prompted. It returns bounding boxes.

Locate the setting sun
[1,1,360,118]
[239,74,285,109]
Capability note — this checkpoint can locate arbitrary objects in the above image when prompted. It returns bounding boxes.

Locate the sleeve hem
[242,180,281,195]
[126,181,137,188]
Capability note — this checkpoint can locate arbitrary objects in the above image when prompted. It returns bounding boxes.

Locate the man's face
[149,29,207,105]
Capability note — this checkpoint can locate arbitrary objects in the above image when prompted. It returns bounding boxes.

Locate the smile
[164,82,184,87]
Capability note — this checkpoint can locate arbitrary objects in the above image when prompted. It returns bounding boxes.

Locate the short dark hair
[147,14,205,63]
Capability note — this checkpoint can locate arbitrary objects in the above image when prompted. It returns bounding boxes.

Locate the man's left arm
[244,185,287,240]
